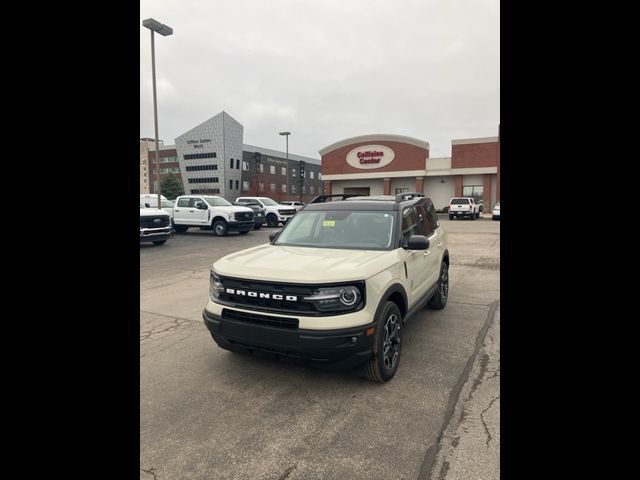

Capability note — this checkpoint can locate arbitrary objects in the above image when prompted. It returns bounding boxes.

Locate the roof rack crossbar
[308,193,361,204]
[394,192,424,202]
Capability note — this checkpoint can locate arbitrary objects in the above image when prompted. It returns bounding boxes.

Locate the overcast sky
[140,0,499,159]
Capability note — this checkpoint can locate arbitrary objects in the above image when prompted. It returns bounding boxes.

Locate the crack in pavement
[417,299,499,480]
[140,310,202,323]
[276,464,297,480]
[140,317,201,342]
[480,395,500,447]
[140,467,157,480]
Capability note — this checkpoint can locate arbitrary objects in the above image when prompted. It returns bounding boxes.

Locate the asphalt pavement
[140,217,500,480]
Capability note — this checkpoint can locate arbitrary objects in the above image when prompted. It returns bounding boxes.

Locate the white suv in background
[448,197,480,220]
[235,197,296,227]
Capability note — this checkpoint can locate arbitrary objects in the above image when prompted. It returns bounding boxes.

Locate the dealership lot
[140,216,499,480]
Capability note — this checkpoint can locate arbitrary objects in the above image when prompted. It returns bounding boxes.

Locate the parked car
[172,195,254,236]
[448,197,480,220]
[140,202,172,246]
[235,196,296,227]
[492,202,500,220]
[204,193,449,383]
[232,201,266,230]
[280,200,306,212]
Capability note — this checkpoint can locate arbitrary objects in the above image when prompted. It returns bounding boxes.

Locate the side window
[190,197,204,208]
[401,207,422,246]
[177,198,190,208]
[427,203,440,229]
[415,205,435,236]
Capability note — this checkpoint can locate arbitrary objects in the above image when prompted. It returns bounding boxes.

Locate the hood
[213,244,401,283]
[140,207,169,217]
[229,205,254,214]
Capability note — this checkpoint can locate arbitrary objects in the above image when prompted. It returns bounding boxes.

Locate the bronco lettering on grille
[225,288,297,301]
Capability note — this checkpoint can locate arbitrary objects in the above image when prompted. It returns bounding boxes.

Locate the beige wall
[424,177,455,210]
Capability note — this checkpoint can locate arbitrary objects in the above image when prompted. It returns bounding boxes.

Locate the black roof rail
[307,193,361,204]
[394,192,424,202]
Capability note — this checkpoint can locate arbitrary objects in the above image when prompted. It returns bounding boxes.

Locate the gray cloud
[140,0,499,158]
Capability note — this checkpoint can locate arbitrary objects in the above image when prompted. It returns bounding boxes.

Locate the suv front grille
[278,209,295,215]
[140,216,170,228]
[222,308,299,329]
[234,212,254,221]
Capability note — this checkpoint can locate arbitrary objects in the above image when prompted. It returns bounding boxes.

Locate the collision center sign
[346,145,395,169]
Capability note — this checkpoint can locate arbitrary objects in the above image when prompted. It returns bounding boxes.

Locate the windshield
[259,197,278,206]
[203,196,232,207]
[274,211,395,250]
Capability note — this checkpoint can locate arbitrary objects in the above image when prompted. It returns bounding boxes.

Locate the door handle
[189,210,195,212]
[175,209,180,212]
[423,250,431,256]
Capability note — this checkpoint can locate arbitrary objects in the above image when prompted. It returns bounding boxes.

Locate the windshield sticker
[322,220,336,227]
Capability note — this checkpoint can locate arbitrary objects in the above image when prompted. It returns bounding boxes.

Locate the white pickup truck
[448,197,480,220]
[235,196,297,227]
[140,203,172,245]
[172,195,254,236]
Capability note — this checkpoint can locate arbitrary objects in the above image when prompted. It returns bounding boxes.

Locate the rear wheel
[476,211,480,218]
[470,212,475,220]
[428,261,449,310]
[213,220,228,236]
[152,240,166,246]
[266,214,278,228]
[449,214,454,220]
[364,302,402,383]
[239,230,249,235]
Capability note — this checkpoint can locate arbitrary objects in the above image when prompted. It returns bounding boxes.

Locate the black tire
[152,240,166,246]
[470,212,475,220]
[364,301,403,383]
[476,211,480,219]
[213,220,228,236]
[266,214,279,228]
[428,261,449,310]
[173,225,188,233]
[239,230,249,235]
[254,224,262,230]
[449,214,454,220]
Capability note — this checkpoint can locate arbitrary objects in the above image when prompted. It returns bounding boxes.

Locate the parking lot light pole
[143,18,173,210]
[279,131,290,202]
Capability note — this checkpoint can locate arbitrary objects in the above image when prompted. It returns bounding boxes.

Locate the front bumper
[228,220,254,232]
[203,308,375,370]
[140,227,173,242]
[450,211,474,216]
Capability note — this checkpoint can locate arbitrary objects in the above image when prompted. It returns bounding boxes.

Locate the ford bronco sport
[203,193,450,382]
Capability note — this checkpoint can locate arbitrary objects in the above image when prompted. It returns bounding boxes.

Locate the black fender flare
[373,283,408,324]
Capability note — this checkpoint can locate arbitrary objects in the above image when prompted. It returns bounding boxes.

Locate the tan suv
[203,193,450,382]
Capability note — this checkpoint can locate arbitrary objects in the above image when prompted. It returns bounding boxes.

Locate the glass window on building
[462,185,484,204]
[281,167,286,176]
[236,159,240,169]
[229,179,233,190]
[310,171,315,179]
[310,186,315,194]
[259,182,264,192]
[281,184,287,193]
[270,183,276,192]
[292,184,297,193]
[242,181,249,191]
[395,188,409,194]
[301,185,306,194]
[243,161,249,171]
[235,180,239,190]
[230,158,234,169]
[319,173,322,180]
[270,165,276,175]
[259,164,264,173]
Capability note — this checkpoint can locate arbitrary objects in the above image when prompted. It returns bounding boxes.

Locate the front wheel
[213,220,228,236]
[364,302,403,383]
[266,214,279,228]
[239,230,249,235]
[449,214,454,220]
[428,261,449,310]
[173,225,188,233]
[152,240,166,246]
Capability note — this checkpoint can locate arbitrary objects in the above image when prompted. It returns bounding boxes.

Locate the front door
[399,206,431,307]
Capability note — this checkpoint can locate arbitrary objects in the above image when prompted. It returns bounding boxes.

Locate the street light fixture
[279,131,290,202]
[143,18,173,211]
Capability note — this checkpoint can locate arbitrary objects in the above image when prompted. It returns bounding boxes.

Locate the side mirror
[407,235,429,250]
[196,202,207,210]
[269,231,280,242]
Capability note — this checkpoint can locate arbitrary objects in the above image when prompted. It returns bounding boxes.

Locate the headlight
[303,285,362,312]
[209,271,224,301]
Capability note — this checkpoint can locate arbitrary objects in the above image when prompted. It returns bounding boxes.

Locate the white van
[140,194,174,218]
